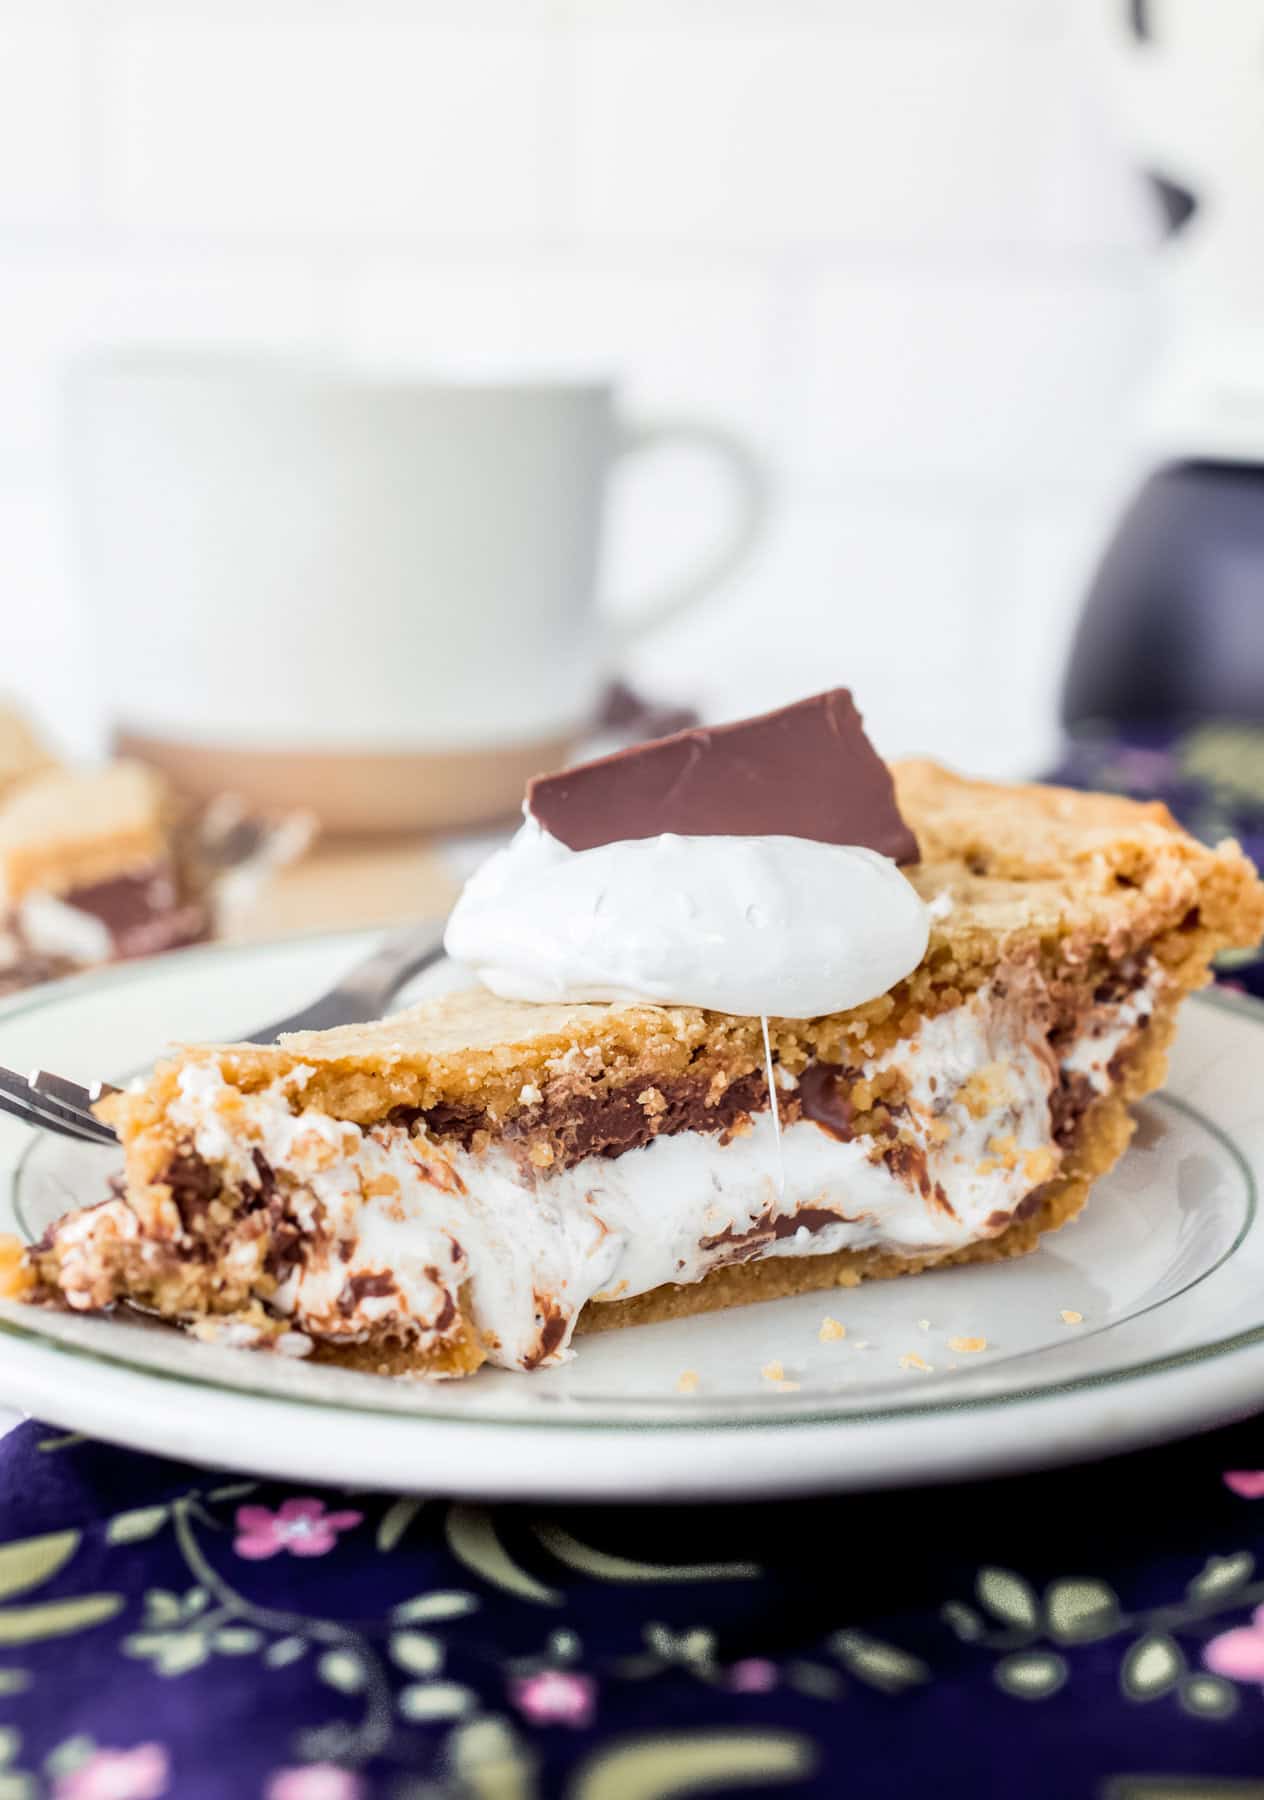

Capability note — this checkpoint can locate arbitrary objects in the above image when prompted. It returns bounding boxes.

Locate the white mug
[66,358,766,832]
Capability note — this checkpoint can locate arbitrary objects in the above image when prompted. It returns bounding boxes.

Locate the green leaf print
[829,1631,929,1693]
[123,1627,210,1678]
[377,1498,425,1553]
[1180,1675,1239,1719]
[994,1652,1068,1700]
[317,1649,366,1694]
[105,1506,169,1546]
[0,1532,79,1603]
[1122,1634,1184,1701]
[1186,1553,1254,1602]
[390,1631,443,1677]
[0,1595,123,1645]
[1044,1578,1120,1643]
[392,1591,478,1624]
[976,1567,1041,1631]
[397,1682,477,1721]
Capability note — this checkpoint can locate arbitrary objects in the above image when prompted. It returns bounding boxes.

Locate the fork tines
[0,1066,118,1146]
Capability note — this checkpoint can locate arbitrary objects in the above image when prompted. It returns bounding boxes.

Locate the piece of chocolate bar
[527,689,919,862]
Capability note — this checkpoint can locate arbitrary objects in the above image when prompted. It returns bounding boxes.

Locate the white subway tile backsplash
[622,496,1051,778]
[101,9,558,239]
[0,253,344,475]
[344,261,779,441]
[0,0,1157,770]
[566,0,1055,36]
[1004,494,1122,755]
[0,3,86,228]
[0,485,100,757]
[779,266,1154,490]
[574,23,1080,251]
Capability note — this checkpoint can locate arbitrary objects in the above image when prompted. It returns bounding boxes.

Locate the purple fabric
[7,1420,1264,1798]
[2,723,1263,1798]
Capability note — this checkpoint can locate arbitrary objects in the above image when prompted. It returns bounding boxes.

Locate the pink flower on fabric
[508,1669,596,1728]
[1205,1605,1264,1683]
[1224,1471,1264,1499]
[234,1498,363,1559]
[53,1744,169,1800]
[265,1767,366,1800]
[727,1657,778,1693]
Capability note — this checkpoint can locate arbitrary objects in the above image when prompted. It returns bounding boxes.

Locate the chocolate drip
[699,1202,857,1266]
[797,1062,857,1141]
[338,1270,396,1315]
[164,1148,221,1234]
[1049,1071,1096,1147]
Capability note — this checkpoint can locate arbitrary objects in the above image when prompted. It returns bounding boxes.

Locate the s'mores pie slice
[0,702,55,803]
[20,694,1264,1378]
[0,761,209,988]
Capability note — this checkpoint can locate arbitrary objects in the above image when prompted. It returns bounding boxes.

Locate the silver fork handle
[248,922,448,1044]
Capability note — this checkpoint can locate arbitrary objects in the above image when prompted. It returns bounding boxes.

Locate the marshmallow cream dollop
[443,818,930,1017]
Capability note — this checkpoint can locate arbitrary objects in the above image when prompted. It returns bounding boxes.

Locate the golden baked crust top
[0,703,55,804]
[101,761,1264,1142]
[0,761,171,902]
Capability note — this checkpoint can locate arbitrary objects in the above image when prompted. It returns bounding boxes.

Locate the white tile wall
[102,6,564,240]
[0,0,1160,779]
[0,3,86,228]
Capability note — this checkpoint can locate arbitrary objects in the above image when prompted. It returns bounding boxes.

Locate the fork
[0,921,447,1149]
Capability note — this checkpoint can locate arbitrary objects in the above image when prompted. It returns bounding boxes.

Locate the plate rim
[1,933,1262,1436]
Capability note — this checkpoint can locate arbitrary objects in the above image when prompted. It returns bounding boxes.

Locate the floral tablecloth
[6,1421,1264,1799]
[3,720,1264,1800]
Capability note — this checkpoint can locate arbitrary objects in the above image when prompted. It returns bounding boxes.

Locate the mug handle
[608,418,769,646]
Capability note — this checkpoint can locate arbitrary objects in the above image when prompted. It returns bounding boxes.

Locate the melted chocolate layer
[504,1070,771,1167]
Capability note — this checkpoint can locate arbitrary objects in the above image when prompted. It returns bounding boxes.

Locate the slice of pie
[0,762,210,994]
[0,702,55,803]
[20,760,1264,1377]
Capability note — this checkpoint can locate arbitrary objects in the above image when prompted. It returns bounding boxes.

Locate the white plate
[0,932,1261,1500]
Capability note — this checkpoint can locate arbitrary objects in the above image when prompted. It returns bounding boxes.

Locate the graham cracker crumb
[0,1235,35,1299]
[638,1086,667,1117]
[361,1172,401,1202]
[947,1335,987,1354]
[1060,1309,1084,1326]
[818,1316,846,1342]
[761,1360,785,1383]
[958,1062,1010,1119]
[676,1370,699,1394]
[899,1352,934,1373]
[1023,1146,1058,1185]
